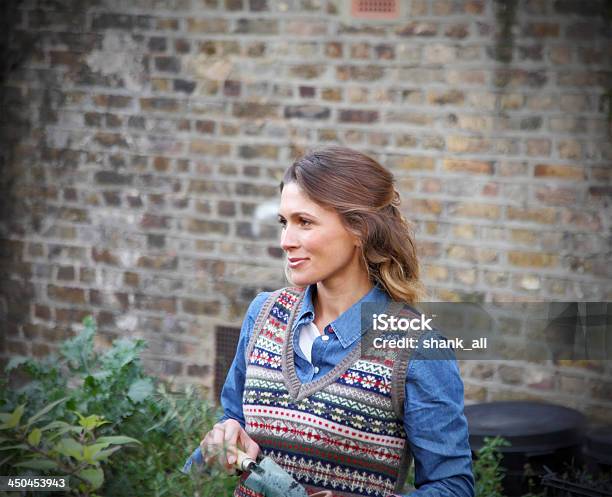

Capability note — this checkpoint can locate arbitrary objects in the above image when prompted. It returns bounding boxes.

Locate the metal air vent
[214,325,241,401]
[349,0,401,20]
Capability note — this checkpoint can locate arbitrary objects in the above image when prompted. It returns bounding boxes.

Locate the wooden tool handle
[234,448,257,472]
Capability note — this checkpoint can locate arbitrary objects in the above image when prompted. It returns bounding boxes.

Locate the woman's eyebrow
[277,211,316,219]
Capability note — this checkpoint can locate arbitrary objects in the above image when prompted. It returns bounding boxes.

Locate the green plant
[0,316,237,497]
[0,399,139,496]
[473,436,511,497]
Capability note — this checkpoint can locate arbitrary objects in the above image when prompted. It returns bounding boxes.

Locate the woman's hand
[199,419,260,472]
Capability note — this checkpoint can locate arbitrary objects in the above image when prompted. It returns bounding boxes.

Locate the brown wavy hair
[280,146,426,304]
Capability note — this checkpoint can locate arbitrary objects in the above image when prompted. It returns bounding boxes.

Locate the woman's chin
[289,273,316,287]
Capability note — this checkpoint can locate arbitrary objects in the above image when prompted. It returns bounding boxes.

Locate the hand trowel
[234,449,310,497]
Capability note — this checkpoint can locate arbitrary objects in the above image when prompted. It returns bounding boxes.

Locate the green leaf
[92,446,121,462]
[5,356,29,372]
[27,428,42,447]
[0,405,25,429]
[127,378,154,403]
[0,444,29,451]
[26,397,68,428]
[95,436,141,446]
[40,420,70,431]
[75,413,109,431]
[78,467,104,490]
[14,459,59,470]
[55,438,83,460]
[83,443,108,463]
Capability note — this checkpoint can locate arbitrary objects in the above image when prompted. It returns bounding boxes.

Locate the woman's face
[278,182,363,287]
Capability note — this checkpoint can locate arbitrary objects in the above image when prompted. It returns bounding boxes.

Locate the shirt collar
[293,282,391,349]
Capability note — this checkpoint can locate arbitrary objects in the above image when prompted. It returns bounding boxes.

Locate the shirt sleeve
[217,291,271,427]
[393,332,475,497]
[182,291,272,474]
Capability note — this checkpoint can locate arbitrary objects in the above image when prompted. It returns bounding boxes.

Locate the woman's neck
[313,273,373,325]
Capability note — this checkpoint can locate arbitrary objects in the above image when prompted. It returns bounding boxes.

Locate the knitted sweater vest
[233,287,422,497]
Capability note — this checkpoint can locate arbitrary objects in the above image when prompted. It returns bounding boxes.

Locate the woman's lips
[288,258,308,268]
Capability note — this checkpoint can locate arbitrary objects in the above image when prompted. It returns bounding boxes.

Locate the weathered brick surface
[0,0,610,419]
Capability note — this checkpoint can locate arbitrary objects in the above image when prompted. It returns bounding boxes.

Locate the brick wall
[0,0,610,421]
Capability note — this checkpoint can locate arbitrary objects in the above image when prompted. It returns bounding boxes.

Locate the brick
[234,19,278,34]
[238,144,279,159]
[387,112,433,126]
[449,202,500,220]
[233,103,279,118]
[189,141,231,156]
[374,44,394,59]
[186,219,229,235]
[534,164,584,180]
[336,65,384,82]
[249,0,268,10]
[389,155,435,171]
[124,272,139,287]
[500,94,524,110]
[444,23,469,38]
[137,255,178,271]
[338,110,378,123]
[524,22,560,37]
[174,79,196,94]
[183,299,221,315]
[186,364,210,377]
[447,245,498,263]
[424,264,448,281]
[526,139,551,156]
[454,268,477,285]
[396,22,438,37]
[57,266,75,280]
[508,251,558,268]
[92,13,152,30]
[443,159,493,175]
[289,64,327,79]
[135,294,176,313]
[140,98,180,112]
[448,136,490,153]
[423,44,456,64]
[452,224,476,239]
[427,90,464,105]
[557,139,582,160]
[507,206,557,224]
[47,285,87,304]
[285,20,327,36]
[188,18,229,33]
[148,36,167,52]
[285,105,331,120]
[408,199,443,215]
[95,171,133,185]
[535,186,578,206]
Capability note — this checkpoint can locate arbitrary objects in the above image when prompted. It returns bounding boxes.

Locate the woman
[185,146,475,497]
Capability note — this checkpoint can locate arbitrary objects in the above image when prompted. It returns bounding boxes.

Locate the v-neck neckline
[281,289,364,402]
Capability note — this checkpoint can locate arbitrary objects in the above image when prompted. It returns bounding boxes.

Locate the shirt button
[321,335,329,341]
[314,366,320,374]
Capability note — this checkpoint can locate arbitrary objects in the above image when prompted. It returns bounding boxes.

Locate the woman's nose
[280,224,298,251]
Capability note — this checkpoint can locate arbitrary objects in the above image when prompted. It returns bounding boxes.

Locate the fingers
[238,428,260,460]
[198,419,261,472]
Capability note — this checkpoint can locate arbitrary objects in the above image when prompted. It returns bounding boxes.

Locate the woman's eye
[299,218,311,226]
[278,219,286,227]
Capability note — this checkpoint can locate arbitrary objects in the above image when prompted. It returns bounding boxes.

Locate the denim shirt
[184,284,475,497]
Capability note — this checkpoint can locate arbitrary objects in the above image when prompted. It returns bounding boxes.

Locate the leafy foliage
[0,316,237,496]
[473,436,511,497]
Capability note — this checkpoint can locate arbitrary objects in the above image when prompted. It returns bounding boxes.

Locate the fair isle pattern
[234,287,413,497]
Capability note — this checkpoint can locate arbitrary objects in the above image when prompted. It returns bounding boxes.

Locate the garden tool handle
[235,448,257,472]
